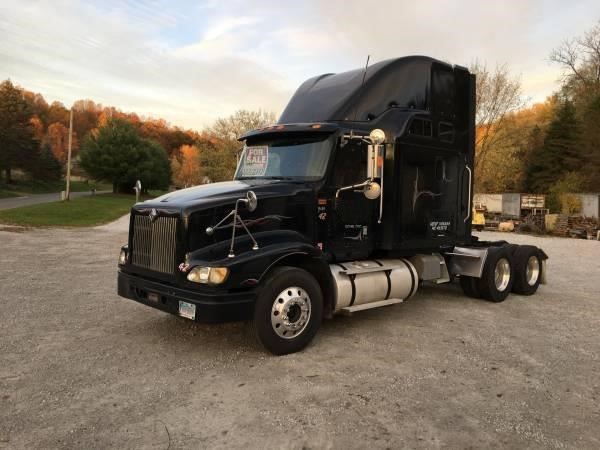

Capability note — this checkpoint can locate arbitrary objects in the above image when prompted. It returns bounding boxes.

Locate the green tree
[580,95,600,191]
[523,125,545,192]
[526,100,581,193]
[30,143,62,182]
[546,172,585,213]
[80,119,170,193]
[547,21,600,193]
[0,80,37,183]
[198,138,234,183]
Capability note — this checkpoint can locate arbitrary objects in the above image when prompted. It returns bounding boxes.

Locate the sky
[1,0,599,130]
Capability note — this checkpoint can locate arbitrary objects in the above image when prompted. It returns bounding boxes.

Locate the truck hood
[133,179,313,215]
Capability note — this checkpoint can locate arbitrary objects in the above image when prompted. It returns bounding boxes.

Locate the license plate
[178,301,196,320]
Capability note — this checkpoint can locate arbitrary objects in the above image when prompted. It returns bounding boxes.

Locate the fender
[184,230,326,289]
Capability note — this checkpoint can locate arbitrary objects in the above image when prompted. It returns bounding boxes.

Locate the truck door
[398,144,462,247]
[326,140,377,261]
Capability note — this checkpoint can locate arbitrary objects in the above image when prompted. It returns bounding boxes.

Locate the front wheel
[251,266,323,355]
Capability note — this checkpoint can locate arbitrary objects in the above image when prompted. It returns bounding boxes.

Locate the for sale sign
[239,146,269,177]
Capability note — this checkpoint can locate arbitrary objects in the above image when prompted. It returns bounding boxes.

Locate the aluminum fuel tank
[329,259,417,311]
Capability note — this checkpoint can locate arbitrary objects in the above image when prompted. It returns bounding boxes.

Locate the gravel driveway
[1,222,599,449]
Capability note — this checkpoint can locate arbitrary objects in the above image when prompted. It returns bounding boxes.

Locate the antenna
[352,55,371,121]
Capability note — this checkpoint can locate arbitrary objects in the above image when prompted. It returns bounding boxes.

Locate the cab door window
[332,141,367,186]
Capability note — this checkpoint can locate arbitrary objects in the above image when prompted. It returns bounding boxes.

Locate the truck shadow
[128,281,474,357]
[319,281,472,332]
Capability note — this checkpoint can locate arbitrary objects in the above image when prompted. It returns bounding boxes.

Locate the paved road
[0,190,111,210]
[0,226,599,449]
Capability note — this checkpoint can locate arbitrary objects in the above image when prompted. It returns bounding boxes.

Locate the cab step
[339,298,404,316]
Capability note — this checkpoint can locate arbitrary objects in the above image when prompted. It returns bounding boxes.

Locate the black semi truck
[117,56,547,355]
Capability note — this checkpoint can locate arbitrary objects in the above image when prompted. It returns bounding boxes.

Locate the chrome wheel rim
[494,258,511,292]
[271,286,311,339]
[525,255,540,286]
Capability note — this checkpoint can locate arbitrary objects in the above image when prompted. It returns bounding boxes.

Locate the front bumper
[118,271,255,323]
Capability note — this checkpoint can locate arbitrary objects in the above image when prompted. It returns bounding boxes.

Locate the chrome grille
[131,214,178,274]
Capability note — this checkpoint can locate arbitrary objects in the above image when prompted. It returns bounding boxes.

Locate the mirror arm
[335,179,371,198]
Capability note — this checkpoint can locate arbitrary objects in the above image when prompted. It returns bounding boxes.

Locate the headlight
[118,249,128,266]
[187,266,229,285]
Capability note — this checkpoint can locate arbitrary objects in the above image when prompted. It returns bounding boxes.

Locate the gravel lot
[1,221,599,449]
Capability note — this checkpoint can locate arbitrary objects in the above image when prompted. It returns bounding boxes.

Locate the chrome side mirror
[246,190,258,212]
[363,181,381,200]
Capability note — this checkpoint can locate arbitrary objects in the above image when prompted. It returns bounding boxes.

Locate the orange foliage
[508,96,557,128]
[29,116,44,141]
[171,144,203,187]
[45,122,78,164]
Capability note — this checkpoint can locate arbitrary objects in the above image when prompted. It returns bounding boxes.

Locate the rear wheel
[512,246,542,295]
[251,266,323,355]
[477,246,514,302]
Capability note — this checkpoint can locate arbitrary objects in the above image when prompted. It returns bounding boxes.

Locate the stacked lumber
[552,215,600,238]
[569,216,600,237]
[552,214,569,236]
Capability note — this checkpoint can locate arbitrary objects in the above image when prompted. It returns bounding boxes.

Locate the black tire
[476,246,514,303]
[251,266,323,355]
[460,276,480,298]
[512,245,542,295]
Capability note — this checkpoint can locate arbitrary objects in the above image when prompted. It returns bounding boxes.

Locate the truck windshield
[234,135,333,181]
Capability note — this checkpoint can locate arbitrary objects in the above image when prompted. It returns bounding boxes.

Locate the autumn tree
[550,20,600,104]
[46,101,69,127]
[550,20,600,191]
[477,96,559,192]
[202,109,276,182]
[29,116,45,141]
[23,91,49,125]
[72,99,100,141]
[470,62,524,182]
[44,122,79,164]
[80,119,170,193]
[171,144,203,187]
[139,119,196,159]
[0,80,37,183]
[210,109,276,142]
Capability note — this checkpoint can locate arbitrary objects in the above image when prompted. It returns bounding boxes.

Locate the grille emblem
[149,208,158,222]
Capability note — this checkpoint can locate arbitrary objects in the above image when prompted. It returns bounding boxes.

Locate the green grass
[0,193,137,227]
[0,179,112,197]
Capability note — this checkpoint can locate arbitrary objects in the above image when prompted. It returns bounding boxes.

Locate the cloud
[202,16,258,41]
[0,1,290,129]
[0,0,599,130]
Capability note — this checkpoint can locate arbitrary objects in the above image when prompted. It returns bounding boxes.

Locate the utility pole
[65,108,73,201]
